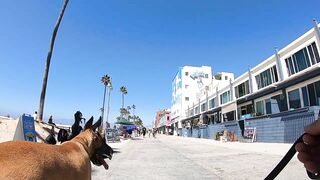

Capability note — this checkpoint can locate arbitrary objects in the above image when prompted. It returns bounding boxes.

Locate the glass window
[271,94,287,112]
[201,103,207,112]
[285,42,318,76]
[185,72,189,76]
[223,111,235,122]
[307,84,316,106]
[209,98,215,109]
[255,66,278,89]
[302,87,309,107]
[235,80,250,98]
[312,42,320,63]
[195,106,199,114]
[286,57,296,76]
[220,91,231,104]
[256,100,265,116]
[293,48,310,72]
[185,97,189,101]
[288,89,301,109]
[315,81,320,105]
[265,99,271,114]
[272,66,279,82]
[308,45,317,65]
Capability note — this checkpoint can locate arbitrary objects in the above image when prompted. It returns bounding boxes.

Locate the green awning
[115,118,134,125]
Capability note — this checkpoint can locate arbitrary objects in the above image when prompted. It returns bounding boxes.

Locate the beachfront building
[154,109,171,134]
[177,20,320,142]
[171,66,234,135]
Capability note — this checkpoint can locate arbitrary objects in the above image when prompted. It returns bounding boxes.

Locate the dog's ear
[84,116,94,130]
[92,116,102,131]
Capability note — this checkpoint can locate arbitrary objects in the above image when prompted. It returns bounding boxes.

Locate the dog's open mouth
[96,154,112,170]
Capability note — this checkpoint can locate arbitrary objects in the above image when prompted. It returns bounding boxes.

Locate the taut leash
[265,133,320,180]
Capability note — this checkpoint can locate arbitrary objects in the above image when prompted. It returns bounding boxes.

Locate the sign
[22,114,37,142]
[244,127,256,142]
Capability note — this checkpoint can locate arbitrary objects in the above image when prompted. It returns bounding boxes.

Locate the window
[315,81,320,105]
[220,91,231,104]
[185,97,189,101]
[189,109,194,116]
[265,99,271,114]
[195,106,199,114]
[238,104,253,119]
[201,103,207,112]
[205,74,209,78]
[271,94,287,112]
[306,80,320,106]
[255,65,278,89]
[185,72,189,76]
[185,84,189,89]
[256,100,265,116]
[209,98,215,109]
[235,80,250,98]
[225,76,228,80]
[223,111,235,122]
[213,113,221,124]
[302,87,309,107]
[285,42,320,76]
[288,89,301,109]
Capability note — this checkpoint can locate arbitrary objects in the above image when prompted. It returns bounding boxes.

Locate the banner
[22,114,37,142]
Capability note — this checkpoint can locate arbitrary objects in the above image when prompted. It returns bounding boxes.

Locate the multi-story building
[154,109,171,134]
[171,66,234,135]
[176,20,320,143]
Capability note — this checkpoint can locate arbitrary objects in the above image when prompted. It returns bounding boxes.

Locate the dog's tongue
[97,156,109,170]
[102,159,109,170]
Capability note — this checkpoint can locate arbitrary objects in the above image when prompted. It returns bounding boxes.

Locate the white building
[171,66,233,135]
[174,20,320,142]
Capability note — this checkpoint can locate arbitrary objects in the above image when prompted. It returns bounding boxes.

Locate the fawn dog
[0,116,113,180]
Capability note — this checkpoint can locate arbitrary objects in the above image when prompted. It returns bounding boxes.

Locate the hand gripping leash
[265,133,320,180]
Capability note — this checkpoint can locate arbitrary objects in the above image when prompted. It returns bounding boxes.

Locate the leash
[265,133,320,180]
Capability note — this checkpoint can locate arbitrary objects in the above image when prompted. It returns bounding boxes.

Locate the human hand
[295,120,320,173]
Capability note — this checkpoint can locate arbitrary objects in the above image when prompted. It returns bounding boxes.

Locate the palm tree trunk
[99,84,107,133]
[38,0,69,122]
[121,94,124,118]
[106,86,111,126]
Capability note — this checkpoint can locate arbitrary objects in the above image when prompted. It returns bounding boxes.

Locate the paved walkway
[92,135,308,180]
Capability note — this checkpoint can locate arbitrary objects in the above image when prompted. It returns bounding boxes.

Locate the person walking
[48,115,56,126]
[148,129,152,138]
[142,127,147,138]
[32,111,38,121]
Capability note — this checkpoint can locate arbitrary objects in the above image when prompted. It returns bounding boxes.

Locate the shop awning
[221,102,237,114]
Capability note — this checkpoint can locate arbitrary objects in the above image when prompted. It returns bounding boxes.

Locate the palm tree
[100,75,111,132]
[38,0,69,122]
[132,104,136,123]
[127,106,131,120]
[120,86,128,118]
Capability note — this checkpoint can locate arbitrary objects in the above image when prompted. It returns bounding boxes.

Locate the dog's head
[84,116,113,170]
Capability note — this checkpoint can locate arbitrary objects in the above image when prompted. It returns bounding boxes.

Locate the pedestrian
[152,128,157,138]
[32,111,37,121]
[142,127,147,138]
[48,115,56,126]
[295,118,320,173]
[148,129,152,138]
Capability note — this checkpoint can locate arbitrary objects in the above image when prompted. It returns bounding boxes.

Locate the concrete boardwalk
[92,135,308,180]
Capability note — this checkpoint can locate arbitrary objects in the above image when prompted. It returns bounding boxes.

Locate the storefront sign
[244,127,256,142]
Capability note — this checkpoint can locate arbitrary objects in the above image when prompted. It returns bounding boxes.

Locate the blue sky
[0,0,319,126]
